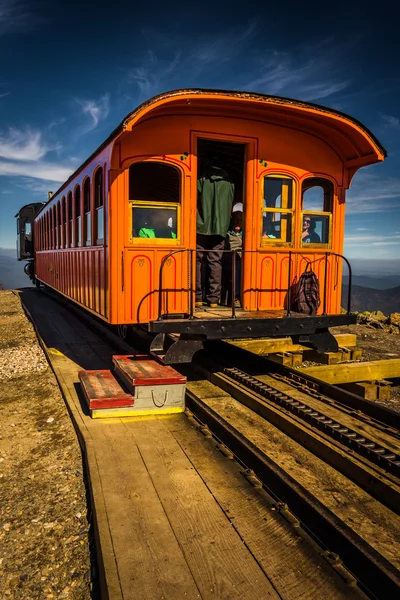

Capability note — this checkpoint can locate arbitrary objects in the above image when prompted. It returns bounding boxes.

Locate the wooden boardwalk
[20,289,365,600]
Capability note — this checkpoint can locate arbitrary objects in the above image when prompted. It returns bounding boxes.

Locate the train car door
[196,139,246,307]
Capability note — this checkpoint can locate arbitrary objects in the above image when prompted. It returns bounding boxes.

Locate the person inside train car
[196,158,235,308]
[223,202,243,307]
[138,211,177,239]
[302,216,321,243]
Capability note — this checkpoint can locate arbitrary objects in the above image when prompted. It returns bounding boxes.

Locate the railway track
[32,288,400,599]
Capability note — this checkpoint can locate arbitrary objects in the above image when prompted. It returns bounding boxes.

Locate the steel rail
[206,341,400,431]
[195,362,400,515]
[224,366,400,478]
[185,391,400,600]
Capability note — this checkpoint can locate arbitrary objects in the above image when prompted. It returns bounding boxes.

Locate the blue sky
[1,0,399,267]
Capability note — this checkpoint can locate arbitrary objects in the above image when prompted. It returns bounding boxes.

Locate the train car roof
[14,202,45,218]
[45,88,387,203]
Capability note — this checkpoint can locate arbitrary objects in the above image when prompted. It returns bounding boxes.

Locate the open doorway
[196,138,246,307]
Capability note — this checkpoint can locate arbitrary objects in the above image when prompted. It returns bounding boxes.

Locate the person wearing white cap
[232,202,243,213]
[224,205,243,307]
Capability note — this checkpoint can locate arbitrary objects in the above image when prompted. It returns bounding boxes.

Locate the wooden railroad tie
[338,380,392,401]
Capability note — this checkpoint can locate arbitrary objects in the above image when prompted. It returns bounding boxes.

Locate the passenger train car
[16,89,386,363]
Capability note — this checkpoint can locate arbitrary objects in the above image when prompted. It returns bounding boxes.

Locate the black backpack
[293,265,320,315]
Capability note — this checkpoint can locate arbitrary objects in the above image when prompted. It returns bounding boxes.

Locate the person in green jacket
[196,163,235,308]
[137,211,177,239]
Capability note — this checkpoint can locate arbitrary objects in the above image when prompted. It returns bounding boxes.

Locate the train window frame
[74,185,82,247]
[261,175,295,247]
[52,206,56,249]
[83,178,91,247]
[67,191,73,248]
[128,200,181,245]
[94,167,104,245]
[61,196,66,248]
[57,201,62,249]
[301,178,333,248]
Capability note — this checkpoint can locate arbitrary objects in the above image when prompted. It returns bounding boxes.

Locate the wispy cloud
[0,91,9,98]
[0,0,41,36]
[0,159,74,182]
[127,50,181,96]
[76,94,110,132]
[0,127,50,161]
[124,30,351,104]
[0,125,74,182]
[345,234,400,244]
[380,113,400,129]
[346,169,400,214]
[125,21,259,99]
[16,177,64,194]
[244,48,349,101]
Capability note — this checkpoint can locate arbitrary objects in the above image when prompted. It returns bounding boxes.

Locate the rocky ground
[0,290,93,599]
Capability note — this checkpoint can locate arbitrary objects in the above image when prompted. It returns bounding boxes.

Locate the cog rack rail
[224,367,400,478]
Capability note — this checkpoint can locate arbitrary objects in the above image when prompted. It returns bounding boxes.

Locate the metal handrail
[156,248,353,320]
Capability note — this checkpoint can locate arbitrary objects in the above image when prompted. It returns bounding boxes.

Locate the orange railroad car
[17,89,386,363]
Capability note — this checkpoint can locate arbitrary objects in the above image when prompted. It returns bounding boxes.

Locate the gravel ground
[0,290,93,599]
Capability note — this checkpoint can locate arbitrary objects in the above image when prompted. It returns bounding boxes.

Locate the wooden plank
[165,418,361,600]
[124,418,281,600]
[300,358,400,384]
[90,423,202,600]
[302,350,343,365]
[339,381,379,400]
[228,334,357,355]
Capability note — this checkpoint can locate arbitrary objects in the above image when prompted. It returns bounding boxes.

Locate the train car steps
[78,354,186,418]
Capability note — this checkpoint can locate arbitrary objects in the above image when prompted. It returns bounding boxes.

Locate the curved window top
[75,186,81,216]
[129,162,180,203]
[83,178,91,213]
[264,176,292,210]
[302,178,333,212]
[94,168,103,208]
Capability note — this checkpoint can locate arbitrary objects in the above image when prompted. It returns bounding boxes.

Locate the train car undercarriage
[148,310,356,364]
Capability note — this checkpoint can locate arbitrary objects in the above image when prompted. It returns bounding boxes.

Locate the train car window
[52,206,56,249]
[83,178,91,246]
[67,192,73,247]
[94,168,104,244]
[301,178,333,246]
[130,204,178,240]
[262,176,294,245]
[75,186,82,247]
[46,213,50,249]
[61,197,66,248]
[129,162,180,242]
[129,162,180,204]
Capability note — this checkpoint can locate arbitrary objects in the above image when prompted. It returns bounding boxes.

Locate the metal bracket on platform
[150,333,204,364]
[292,329,339,354]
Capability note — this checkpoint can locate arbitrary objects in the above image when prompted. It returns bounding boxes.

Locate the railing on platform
[157,249,353,321]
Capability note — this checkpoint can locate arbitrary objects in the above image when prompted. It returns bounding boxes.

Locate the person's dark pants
[196,234,225,304]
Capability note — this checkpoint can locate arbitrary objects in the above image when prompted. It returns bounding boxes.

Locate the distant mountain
[0,253,33,289]
[343,284,400,314]
[0,247,17,259]
[343,275,400,290]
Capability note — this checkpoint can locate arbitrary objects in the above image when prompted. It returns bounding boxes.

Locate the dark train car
[16,202,45,261]
[16,89,386,363]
